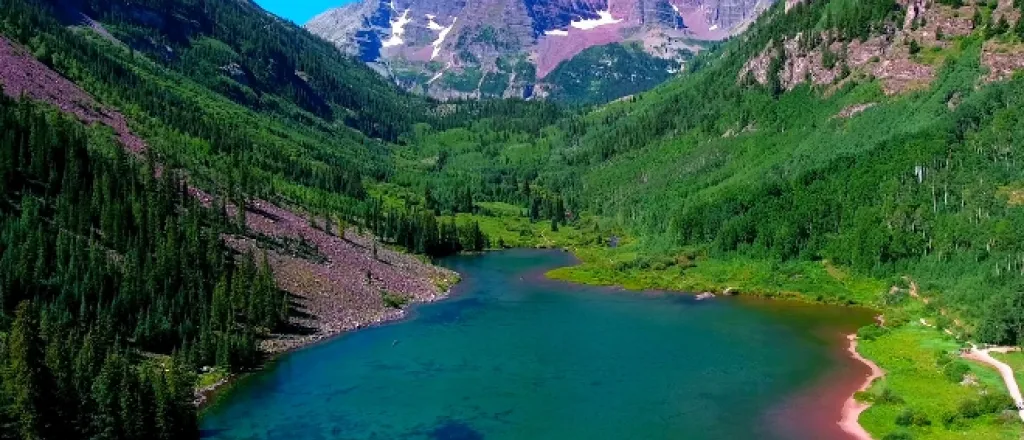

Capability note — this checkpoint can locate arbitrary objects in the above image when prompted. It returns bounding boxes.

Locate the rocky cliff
[306,0,773,101]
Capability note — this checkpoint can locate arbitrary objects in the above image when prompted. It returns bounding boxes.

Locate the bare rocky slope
[307,0,773,101]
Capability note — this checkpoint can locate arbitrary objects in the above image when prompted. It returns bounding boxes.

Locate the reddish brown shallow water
[746,298,876,440]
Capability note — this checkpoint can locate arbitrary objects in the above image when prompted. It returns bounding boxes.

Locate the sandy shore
[838,334,884,440]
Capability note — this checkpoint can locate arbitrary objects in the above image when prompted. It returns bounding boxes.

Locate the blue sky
[254,0,353,24]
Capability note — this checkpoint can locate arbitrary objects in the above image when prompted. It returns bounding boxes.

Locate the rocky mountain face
[306,0,772,101]
[740,0,1024,97]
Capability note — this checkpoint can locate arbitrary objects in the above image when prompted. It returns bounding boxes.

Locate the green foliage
[908,39,921,55]
[3,0,1024,439]
[859,325,891,341]
[881,432,913,440]
[934,349,955,368]
[381,291,410,309]
[818,0,903,40]
[877,387,906,405]
[443,67,484,93]
[455,25,519,51]
[952,393,1013,421]
[0,96,261,438]
[942,361,971,383]
[480,72,510,97]
[517,30,1024,349]
[895,407,932,426]
[545,42,675,105]
[514,59,537,84]
[859,326,1017,438]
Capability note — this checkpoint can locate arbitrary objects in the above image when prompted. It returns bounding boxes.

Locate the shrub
[977,393,1014,414]
[858,324,889,341]
[878,387,905,404]
[940,409,960,428]
[382,291,410,309]
[942,361,970,383]
[934,349,954,367]
[958,398,982,419]
[882,432,913,440]
[854,390,875,403]
[895,407,932,426]
[881,289,908,306]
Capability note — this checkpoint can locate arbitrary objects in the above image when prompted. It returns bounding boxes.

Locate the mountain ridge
[306,0,773,102]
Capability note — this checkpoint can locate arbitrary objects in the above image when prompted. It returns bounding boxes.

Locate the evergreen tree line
[0,95,287,438]
[361,200,489,257]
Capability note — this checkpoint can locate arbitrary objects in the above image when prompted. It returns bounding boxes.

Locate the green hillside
[544,42,681,105]
[398,1,1024,438]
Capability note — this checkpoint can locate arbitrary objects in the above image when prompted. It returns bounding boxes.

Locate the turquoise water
[201,250,872,440]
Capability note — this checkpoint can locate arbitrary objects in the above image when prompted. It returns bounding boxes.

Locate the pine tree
[254,252,277,330]
[4,302,59,440]
[210,275,231,333]
[90,352,124,440]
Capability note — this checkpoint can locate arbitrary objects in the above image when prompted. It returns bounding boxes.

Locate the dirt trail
[838,334,885,440]
[963,346,1024,422]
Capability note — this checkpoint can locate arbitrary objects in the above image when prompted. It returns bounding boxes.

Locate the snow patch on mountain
[382,8,412,48]
[570,10,622,29]
[545,29,569,36]
[426,14,444,30]
[431,17,457,59]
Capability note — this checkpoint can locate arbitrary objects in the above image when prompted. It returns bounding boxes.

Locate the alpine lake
[200,249,874,440]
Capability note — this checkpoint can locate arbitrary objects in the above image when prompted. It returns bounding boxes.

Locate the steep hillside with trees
[0,0,497,437]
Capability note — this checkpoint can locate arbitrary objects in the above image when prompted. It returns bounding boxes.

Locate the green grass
[198,367,231,389]
[547,243,886,305]
[447,202,591,249]
[858,326,1021,440]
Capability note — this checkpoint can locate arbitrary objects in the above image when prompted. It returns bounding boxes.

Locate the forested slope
[523,0,1024,343]
[0,0,510,438]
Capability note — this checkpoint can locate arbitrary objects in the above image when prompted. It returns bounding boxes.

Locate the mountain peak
[306,0,773,102]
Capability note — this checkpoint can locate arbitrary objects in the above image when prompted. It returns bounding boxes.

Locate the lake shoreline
[543,248,886,440]
[838,335,885,440]
[766,331,883,440]
[196,285,456,409]
[201,248,882,440]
